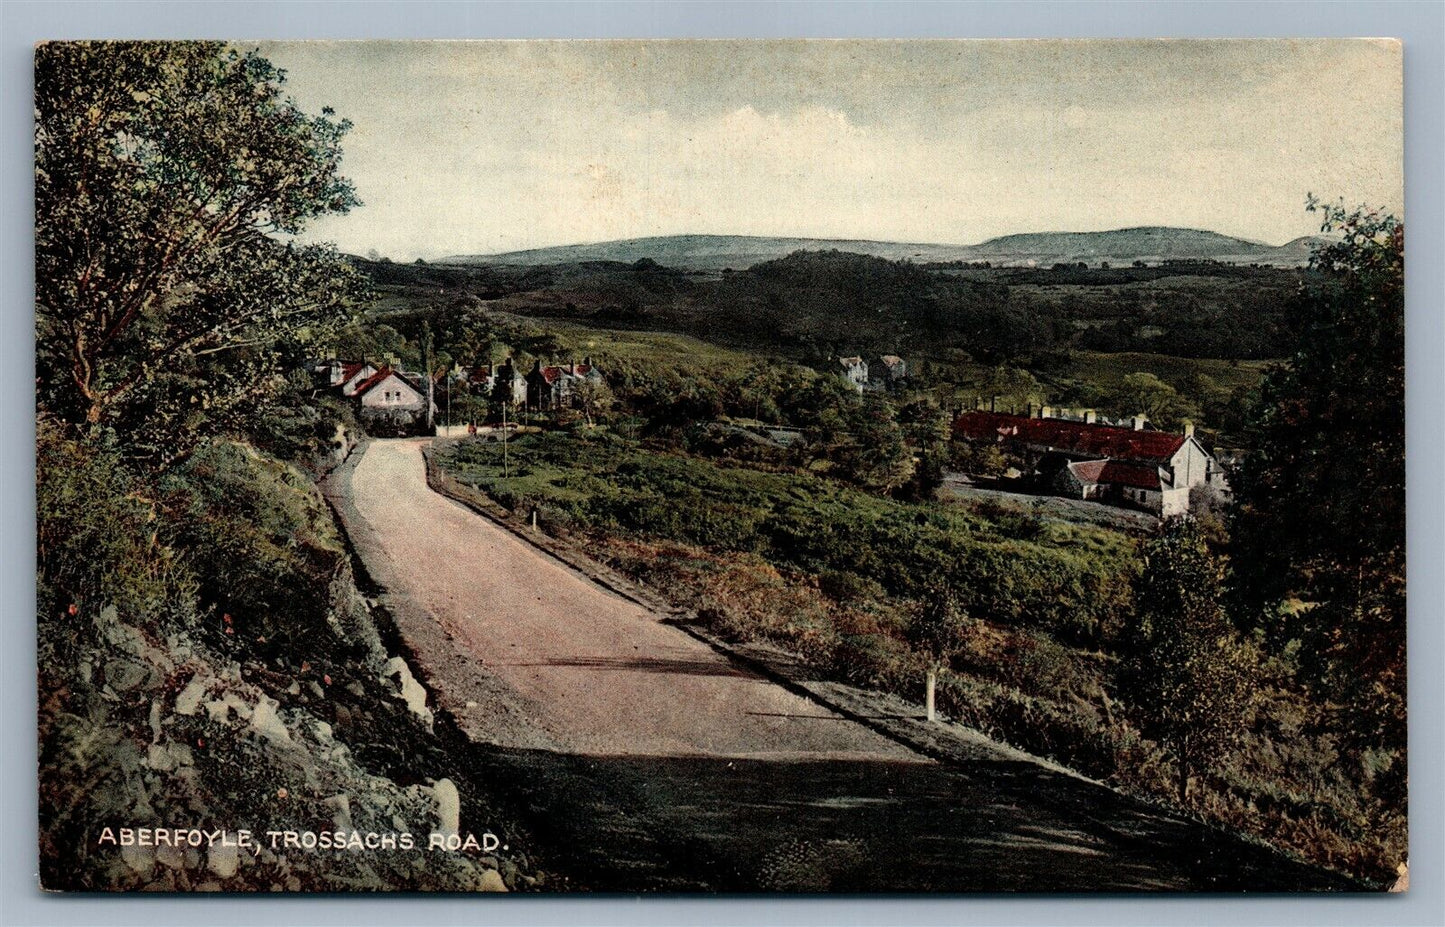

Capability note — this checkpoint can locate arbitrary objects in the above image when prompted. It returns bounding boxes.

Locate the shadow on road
[456,740,1361,893]
[496,655,752,678]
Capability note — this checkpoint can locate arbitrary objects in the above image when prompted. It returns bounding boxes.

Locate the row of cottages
[456,357,604,411]
[952,407,1229,517]
[311,359,436,435]
[837,354,909,393]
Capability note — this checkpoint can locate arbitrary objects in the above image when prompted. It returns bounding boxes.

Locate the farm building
[952,408,1228,517]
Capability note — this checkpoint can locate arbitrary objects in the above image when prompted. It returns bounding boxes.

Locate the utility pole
[502,401,510,478]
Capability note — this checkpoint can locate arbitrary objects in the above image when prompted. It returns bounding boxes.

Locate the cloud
[267,40,1402,260]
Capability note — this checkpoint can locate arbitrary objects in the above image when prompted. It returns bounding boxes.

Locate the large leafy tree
[1230,200,1405,781]
[1123,518,1255,802]
[35,41,363,460]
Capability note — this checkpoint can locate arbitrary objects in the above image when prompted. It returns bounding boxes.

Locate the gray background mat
[2,2,1440,926]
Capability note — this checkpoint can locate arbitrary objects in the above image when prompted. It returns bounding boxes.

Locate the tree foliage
[1124,518,1255,802]
[1230,200,1405,776]
[35,41,363,458]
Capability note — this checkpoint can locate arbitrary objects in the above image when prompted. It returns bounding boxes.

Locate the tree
[1230,200,1405,788]
[1124,519,1255,802]
[905,581,974,722]
[35,42,363,459]
[1115,372,1197,428]
[572,377,615,427]
[896,397,951,500]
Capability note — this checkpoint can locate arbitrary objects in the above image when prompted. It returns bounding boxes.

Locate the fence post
[926,668,937,722]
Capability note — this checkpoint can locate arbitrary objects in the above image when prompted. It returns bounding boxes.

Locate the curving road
[334,438,920,761]
[328,438,1359,892]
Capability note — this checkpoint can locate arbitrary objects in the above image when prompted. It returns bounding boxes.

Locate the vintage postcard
[35,39,1404,892]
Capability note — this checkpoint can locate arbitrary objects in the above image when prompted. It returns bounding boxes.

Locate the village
[308,348,1230,519]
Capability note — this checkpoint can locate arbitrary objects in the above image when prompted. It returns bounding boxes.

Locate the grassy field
[499,315,766,375]
[1063,351,1273,393]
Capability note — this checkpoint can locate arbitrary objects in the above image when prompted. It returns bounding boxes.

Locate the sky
[256,39,1403,261]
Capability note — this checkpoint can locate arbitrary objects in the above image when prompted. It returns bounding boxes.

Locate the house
[351,366,436,436]
[309,359,378,396]
[524,358,603,411]
[487,358,529,407]
[838,356,868,392]
[952,408,1228,517]
[870,355,908,390]
[458,364,496,393]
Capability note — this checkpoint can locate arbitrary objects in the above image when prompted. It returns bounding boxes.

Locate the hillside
[439,234,978,270]
[439,228,1322,270]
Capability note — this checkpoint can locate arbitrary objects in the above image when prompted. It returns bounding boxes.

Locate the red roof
[954,412,1187,462]
[536,364,594,384]
[340,362,370,383]
[352,366,415,398]
[1070,458,1164,491]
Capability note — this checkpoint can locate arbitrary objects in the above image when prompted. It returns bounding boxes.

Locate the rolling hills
[439,228,1328,271]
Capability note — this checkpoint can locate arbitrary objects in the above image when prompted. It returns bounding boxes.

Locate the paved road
[330,439,1358,892]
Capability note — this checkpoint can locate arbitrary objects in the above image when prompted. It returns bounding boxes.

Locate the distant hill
[438,228,1323,270]
[439,234,978,271]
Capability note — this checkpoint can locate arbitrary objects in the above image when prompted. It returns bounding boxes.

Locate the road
[329,438,1358,892]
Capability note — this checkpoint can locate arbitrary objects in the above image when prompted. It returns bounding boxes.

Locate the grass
[1064,351,1273,393]
[434,428,1401,885]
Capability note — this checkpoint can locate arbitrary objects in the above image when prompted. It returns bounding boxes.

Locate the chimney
[1131,414,1147,431]
[1183,420,1195,437]
[1041,405,1053,419]
[584,355,592,367]
[1084,409,1097,424]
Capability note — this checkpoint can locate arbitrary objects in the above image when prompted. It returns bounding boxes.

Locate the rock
[146,743,176,772]
[286,681,301,695]
[249,699,291,744]
[500,858,519,888]
[205,691,252,724]
[383,656,434,728]
[120,842,155,876]
[173,669,208,716]
[432,778,460,836]
[105,658,150,692]
[478,869,508,893]
[156,844,186,870]
[324,794,353,831]
[208,841,240,879]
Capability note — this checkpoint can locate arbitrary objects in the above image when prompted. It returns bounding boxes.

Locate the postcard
[35,38,1405,892]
